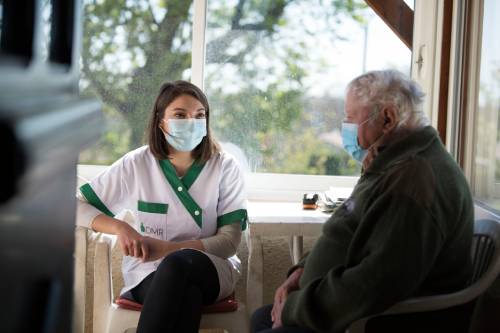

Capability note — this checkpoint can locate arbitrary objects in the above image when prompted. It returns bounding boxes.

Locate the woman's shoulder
[119,145,154,166]
[208,150,248,176]
[210,144,249,172]
[210,150,235,166]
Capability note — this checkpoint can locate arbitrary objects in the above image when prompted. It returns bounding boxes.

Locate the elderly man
[251,70,474,333]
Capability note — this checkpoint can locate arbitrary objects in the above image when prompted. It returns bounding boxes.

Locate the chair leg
[73,227,87,333]
[93,239,113,333]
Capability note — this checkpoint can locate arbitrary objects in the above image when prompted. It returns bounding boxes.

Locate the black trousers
[131,248,220,333]
[251,304,316,333]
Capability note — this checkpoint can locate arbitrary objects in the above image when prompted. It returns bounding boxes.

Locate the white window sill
[77,164,359,202]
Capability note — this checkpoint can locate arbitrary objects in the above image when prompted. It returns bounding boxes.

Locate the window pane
[204,0,411,175]
[79,0,193,165]
[40,0,52,63]
[472,0,500,209]
[0,1,3,39]
[404,0,414,11]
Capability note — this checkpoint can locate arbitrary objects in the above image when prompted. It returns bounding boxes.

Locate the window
[40,0,52,63]
[79,0,194,164]
[204,0,411,175]
[79,0,411,179]
[0,2,3,38]
[471,0,500,210]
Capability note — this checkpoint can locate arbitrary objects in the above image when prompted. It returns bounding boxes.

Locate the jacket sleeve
[286,252,309,276]
[201,222,242,258]
[75,191,103,229]
[216,154,248,230]
[281,193,444,333]
[76,155,133,228]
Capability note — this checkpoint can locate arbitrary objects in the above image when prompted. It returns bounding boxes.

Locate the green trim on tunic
[137,200,168,214]
[159,159,204,228]
[182,160,206,190]
[79,183,114,217]
[217,209,248,231]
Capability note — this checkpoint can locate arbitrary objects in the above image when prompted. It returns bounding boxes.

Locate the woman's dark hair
[147,80,220,162]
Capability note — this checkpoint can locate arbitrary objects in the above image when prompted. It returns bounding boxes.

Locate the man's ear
[381,107,398,133]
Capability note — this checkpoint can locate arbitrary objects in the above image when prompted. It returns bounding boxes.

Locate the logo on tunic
[140,222,164,238]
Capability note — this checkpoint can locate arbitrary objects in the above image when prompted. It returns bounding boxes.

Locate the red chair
[114,293,238,313]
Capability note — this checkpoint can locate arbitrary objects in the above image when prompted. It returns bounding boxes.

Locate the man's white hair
[347,69,430,129]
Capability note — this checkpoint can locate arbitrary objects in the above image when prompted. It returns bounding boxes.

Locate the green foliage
[261,129,360,175]
[79,104,131,165]
[81,0,193,149]
[209,84,303,156]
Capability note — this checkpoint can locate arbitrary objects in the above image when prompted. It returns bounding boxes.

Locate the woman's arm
[142,237,203,262]
[201,222,241,258]
[143,222,241,262]
[77,190,149,260]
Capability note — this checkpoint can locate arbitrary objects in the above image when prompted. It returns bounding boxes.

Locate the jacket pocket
[137,200,168,240]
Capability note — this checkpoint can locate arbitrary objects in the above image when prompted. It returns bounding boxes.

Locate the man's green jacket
[282,126,474,332]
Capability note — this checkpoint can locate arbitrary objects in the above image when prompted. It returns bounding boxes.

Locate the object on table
[302,193,319,210]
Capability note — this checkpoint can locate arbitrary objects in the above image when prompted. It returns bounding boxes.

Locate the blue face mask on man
[341,122,367,162]
[163,119,207,152]
[341,111,380,163]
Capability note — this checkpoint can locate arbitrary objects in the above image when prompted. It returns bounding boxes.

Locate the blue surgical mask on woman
[163,119,207,152]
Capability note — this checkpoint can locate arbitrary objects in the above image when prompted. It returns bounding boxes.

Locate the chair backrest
[358,219,500,319]
[347,219,500,333]
[469,219,500,289]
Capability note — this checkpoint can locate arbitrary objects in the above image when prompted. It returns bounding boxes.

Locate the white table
[245,201,331,314]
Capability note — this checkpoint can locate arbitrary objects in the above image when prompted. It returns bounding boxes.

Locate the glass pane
[204,0,411,175]
[40,0,52,62]
[0,1,3,40]
[473,0,500,209]
[404,0,414,11]
[79,0,193,165]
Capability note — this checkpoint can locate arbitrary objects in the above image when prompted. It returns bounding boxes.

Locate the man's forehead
[345,94,369,118]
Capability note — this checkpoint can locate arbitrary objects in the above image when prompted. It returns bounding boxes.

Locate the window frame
[79,0,431,201]
[187,0,427,198]
[189,0,362,197]
[448,0,500,212]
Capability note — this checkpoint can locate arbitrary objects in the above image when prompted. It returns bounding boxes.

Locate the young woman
[76,81,247,333]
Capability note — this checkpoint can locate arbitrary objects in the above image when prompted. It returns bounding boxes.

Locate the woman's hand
[271,267,304,328]
[141,237,176,262]
[115,220,148,261]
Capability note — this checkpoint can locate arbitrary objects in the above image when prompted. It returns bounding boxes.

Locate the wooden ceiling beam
[365,0,414,50]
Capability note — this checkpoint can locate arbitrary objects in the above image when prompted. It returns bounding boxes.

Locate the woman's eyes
[172,112,205,119]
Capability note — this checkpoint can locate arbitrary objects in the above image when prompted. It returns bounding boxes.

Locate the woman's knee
[157,248,203,276]
[157,249,191,276]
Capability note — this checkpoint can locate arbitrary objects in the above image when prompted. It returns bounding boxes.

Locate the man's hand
[115,220,148,261]
[271,267,304,328]
[271,297,286,329]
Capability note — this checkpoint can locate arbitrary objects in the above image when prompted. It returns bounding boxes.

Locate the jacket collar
[364,126,439,175]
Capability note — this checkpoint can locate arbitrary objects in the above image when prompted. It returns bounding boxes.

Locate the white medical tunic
[77,146,248,300]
